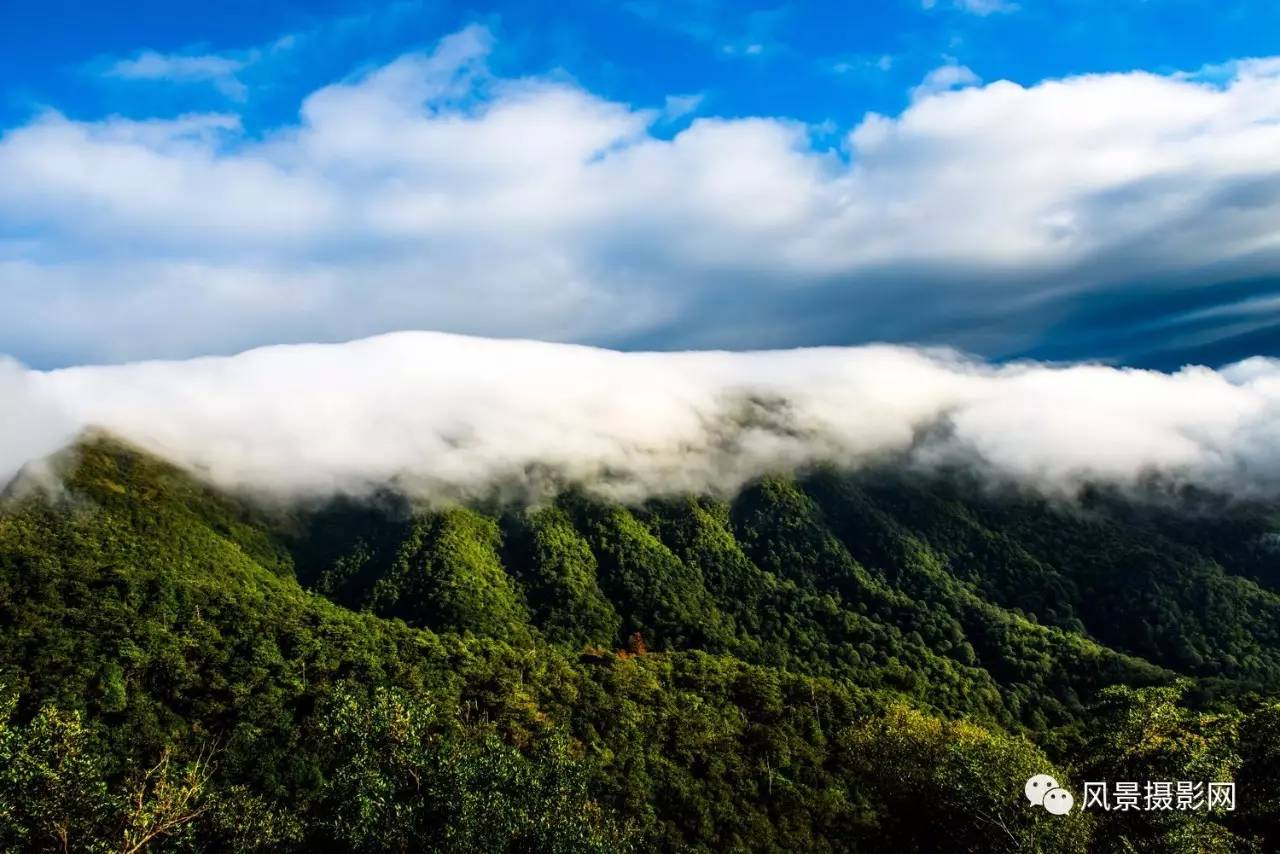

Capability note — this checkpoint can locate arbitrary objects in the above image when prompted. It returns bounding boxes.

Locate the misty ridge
[4,329,1280,507]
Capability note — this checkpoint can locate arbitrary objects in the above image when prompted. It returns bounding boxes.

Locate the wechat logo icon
[1026,774,1074,815]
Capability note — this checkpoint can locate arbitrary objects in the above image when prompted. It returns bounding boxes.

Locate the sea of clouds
[4,331,1280,503]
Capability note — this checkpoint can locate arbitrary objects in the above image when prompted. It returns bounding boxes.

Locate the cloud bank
[6,27,1280,365]
[5,331,1280,503]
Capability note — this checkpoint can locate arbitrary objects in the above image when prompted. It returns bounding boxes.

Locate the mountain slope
[2,435,1279,852]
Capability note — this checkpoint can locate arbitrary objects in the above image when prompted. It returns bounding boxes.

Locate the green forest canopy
[2,435,1279,851]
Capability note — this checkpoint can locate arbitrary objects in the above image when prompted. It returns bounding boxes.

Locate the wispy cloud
[624,2,790,60]
[662,93,705,120]
[94,0,432,103]
[828,54,895,77]
[104,50,250,100]
[923,0,1020,16]
[957,0,1019,15]
[909,62,980,99]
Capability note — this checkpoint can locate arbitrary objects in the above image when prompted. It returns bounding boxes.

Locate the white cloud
[662,93,705,121]
[957,0,1019,15]
[5,331,1280,503]
[924,0,1019,15]
[105,50,250,100]
[829,54,895,76]
[909,63,981,100]
[6,27,1280,364]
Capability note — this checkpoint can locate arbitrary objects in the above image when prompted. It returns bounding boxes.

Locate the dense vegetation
[2,435,1280,851]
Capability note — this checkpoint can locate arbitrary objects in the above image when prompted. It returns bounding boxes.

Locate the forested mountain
[3,435,1280,851]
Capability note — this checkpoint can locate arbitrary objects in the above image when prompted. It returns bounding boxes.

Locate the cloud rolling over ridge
[4,331,1280,502]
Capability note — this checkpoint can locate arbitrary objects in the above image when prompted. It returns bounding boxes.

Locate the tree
[117,747,215,854]
[0,691,113,853]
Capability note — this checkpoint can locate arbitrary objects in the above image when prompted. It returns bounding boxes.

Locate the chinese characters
[1081,781,1235,812]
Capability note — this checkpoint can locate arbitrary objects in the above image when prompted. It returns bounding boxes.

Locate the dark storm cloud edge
[3,331,1280,503]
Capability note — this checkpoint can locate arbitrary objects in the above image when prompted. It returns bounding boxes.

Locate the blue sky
[8,0,1278,135]
[3,0,1280,368]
